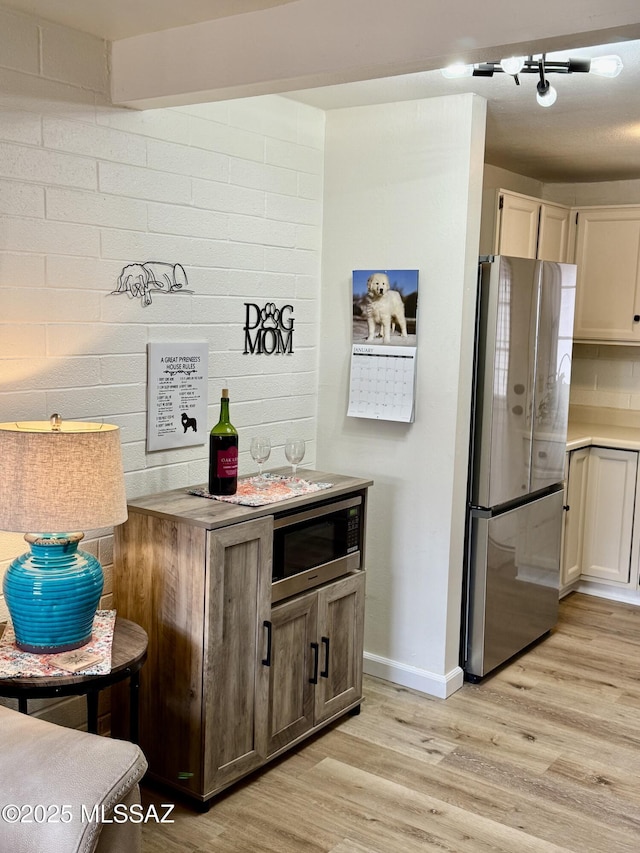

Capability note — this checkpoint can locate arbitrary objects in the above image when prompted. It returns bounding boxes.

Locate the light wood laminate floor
[141,593,640,852]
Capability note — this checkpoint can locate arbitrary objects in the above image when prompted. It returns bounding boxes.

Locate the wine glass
[250,437,271,485]
[284,438,305,477]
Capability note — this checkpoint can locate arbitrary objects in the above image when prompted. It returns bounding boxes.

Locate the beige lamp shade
[0,420,128,533]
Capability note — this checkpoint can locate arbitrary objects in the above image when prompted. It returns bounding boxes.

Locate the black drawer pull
[261,620,272,666]
[634,315,640,323]
[320,636,330,678]
[309,642,319,684]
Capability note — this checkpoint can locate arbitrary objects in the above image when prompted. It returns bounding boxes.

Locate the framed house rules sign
[147,342,208,451]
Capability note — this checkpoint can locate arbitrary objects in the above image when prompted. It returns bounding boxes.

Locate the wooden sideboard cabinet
[112,472,370,805]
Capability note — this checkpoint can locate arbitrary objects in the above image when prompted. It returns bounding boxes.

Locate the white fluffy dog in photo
[364,273,408,344]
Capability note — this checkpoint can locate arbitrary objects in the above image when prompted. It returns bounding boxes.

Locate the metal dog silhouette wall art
[112,262,193,307]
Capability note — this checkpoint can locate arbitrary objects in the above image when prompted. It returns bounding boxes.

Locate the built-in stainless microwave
[271,494,363,602]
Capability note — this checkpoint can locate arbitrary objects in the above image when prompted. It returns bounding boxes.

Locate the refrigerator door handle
[469,506,492,518]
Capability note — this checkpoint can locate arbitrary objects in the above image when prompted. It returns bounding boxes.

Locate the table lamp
[0,416,127,654]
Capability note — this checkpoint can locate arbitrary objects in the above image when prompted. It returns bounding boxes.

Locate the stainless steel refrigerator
[462,255,576,681]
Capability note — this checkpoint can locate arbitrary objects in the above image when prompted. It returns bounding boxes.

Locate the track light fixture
[535,56,557,108]
[441,52,623,107]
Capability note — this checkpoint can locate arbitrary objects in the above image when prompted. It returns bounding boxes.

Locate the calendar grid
[347,345,417,422]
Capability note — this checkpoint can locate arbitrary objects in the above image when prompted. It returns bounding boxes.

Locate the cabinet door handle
[309,642,319,684]
[563,504,570,511]
[320,636,330,678]
[261,620,272,667]
[634,315,640,323]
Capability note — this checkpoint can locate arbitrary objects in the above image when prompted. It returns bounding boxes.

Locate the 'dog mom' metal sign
[244,303,295,355]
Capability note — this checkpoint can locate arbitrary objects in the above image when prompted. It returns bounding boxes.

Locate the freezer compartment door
[530,261,576,493]
[465,489,563,678]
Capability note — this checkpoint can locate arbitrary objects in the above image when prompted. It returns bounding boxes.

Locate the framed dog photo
[147,341,208,452]
[352,269,418,347]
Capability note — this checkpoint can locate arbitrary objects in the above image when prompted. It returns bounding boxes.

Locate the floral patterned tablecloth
[189,473,333,507]
[0,610,116,678]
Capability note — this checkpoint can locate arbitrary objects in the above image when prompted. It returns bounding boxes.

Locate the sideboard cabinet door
[314,572,365,725]
[202,516,273,796]
[267,591,317,756]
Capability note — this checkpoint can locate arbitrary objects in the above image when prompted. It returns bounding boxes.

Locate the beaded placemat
[189,473,333,507]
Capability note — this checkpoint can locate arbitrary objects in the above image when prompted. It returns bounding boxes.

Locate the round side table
[0,617,148,743]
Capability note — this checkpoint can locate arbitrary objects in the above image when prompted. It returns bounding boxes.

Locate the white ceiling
[2,0,639,183]
[286,40,640,184]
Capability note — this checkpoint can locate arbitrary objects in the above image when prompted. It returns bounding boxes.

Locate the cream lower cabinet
[562,446,639,590]
[267,572,365,756]
[561,448,589,590]
[580,447,638,585]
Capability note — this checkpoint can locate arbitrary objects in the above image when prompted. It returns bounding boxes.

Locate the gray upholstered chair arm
[0,705,147,853]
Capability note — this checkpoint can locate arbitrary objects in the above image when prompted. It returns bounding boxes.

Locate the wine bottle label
[217,447,238,478]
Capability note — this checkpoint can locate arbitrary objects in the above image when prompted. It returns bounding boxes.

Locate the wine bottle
[208,388,238,495]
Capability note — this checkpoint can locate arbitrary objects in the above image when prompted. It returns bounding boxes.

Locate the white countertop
[567,422,640,452]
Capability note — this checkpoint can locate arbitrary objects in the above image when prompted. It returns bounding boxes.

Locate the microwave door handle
[274,495,361,529]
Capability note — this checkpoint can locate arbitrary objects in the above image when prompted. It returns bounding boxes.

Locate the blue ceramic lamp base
[3,532,104,654]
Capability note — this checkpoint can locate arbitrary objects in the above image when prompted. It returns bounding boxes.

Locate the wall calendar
[347,344,417,422]
[348,269,418,422]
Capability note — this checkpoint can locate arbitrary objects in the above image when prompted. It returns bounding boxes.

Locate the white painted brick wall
[0,10,325,660]
[0,141,97,188]
[43,118,147,166]
[0,7,39,75]
[40,22,108,92]
[192,177,265,216]
[0,177,44,216]
[97,161,192,204]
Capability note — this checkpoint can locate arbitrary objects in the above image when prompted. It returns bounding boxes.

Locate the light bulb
[536,83,558,107]
[441,63,474,79]
[500,56,526,75]
[589,54,623,78]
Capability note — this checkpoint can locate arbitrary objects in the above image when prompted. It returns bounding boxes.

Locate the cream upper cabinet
[496,191,540,258]
[538,203,571,263]
[493,190,571,262]
[572,206,640,343]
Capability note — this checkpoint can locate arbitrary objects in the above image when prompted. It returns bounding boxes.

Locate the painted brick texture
[0,9,324,629]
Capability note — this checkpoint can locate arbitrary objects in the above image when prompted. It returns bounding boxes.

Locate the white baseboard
[363,652,464,699]
[576,580,640,606]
